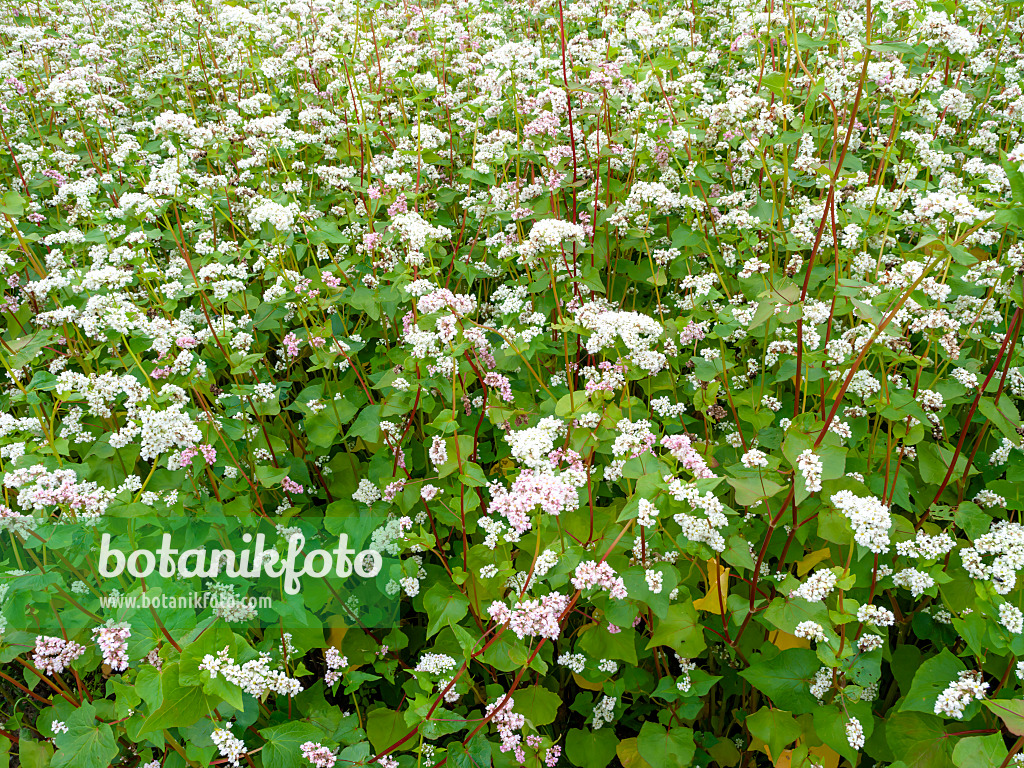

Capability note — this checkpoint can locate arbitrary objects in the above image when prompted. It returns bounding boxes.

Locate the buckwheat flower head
[857,604,895,627]
[353,479,381,505]
[637,499,658,528]
[830,491,892,553]
[300,742,337,768]
[741,448,768,468]
[892,568,935,597]
[212,723,247,767]
[858,634,885,652]
[33,635,86,675]
[488,593,571,640]
[934,671,988,719]
[794,621,827,643]
[796,449,823,493]
[846,717,865,750]
[791,569,837,602]
[429,435,448,469]
[93,622,131,672]
[572,561,627,599]
[324,647,347,686]
[810,667,833,700]
[999,603,1024,634]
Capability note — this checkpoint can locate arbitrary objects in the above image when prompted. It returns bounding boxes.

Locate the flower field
[2,0,1024,766]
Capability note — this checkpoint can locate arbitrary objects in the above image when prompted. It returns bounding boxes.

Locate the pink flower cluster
[281,332,301,359]
[5,465,114,520]
[93,623,131,672]
[678,320,707,345]
[485,695,526,761]
[300,742,337,768]
[488,592,571,640]
[282,476,304,494]
[416,289,477,317]
[484,371,514,403]
[488,470,579,536]
[33,635,85,675]
[585,362,627,394]
[661,434,715,479]
[572,561,628,599]
[324,647,346,686]
[383,479,406,502]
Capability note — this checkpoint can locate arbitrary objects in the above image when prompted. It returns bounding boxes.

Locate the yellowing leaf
[768,630,810,650]
[572,672,605,691]
[693,558,730,614]
[616,738,652,768]
[757,742,792,767]
[491,457,517,478]
[796,548,832,577]
[808,744,840,768]
[706,739,741,767]
[329,625,348,651]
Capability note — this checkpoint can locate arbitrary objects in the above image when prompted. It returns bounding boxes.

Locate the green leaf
[646,601,705,657]
[51,703,118,768]
[885,712,954,768]
[579,622,638,664]
[982,699,1024,736]
[347,404,383,442]
[0,191,25,217]
[739,649,821,713]
[978,397,1022,446]
[17,739,53,768]
[136,663,217,736]
[565,728,618,768]
[952,733,1008,768]
[900,649,966,714]
[513,685,562,727]
[745,707,801,761]
[637,723,695,768]
[448,736,492,768]
[954,501,990,540]
[366,708,408,753]
[423,582,470,637]
[261,722,324,768]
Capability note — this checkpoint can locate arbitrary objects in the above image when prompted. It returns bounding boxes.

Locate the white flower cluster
[895,530,956,560]
[856,604,895,627]
[668,477,729,552]
[505,417,565,470]
[962,521,1024,595]
[138,404,203,462]
[516,219,587,264]
[794,621,827,643]
[892,568,936,597]
[740,448,768,468]
[211,724,247,767]
[796,450,823,493]
[791,570,836,602]
[637,499,659,528]
[830,491,892,553]
[810,667,833,700]
[934,671,988,719]
[574,302,665,373]
[198,646,302,698]
[846,718,865,751]
[390,212,452,266]
[999,603,1024,634]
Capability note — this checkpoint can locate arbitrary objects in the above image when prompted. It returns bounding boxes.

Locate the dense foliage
[3,0,1024,766]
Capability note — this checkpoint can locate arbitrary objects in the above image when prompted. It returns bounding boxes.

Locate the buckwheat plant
[2,0,1024,766]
